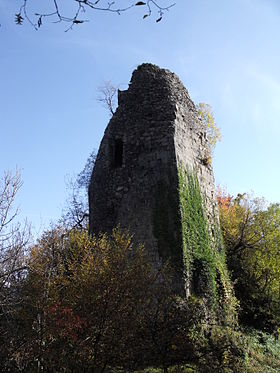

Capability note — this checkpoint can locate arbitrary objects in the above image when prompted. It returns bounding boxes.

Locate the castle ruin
[89,64,220,297]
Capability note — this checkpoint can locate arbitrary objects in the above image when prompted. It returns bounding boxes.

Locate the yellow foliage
[196,103,221,154]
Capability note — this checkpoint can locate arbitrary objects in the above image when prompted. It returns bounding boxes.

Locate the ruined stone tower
[89,64,220,297]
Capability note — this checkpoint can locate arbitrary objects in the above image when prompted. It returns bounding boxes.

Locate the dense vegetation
[217,189,280,332]
[1,165,280,371]
[0,226,246,372]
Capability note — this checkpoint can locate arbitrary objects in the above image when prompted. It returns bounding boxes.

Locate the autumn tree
[10,227,173,371]
[196,103,222,157]
[7,226,245,372]
[217,188,280,332]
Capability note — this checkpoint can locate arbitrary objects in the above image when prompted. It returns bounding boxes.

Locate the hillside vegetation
[1,168,280,372]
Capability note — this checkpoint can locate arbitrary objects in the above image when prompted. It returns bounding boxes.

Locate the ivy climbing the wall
[178,167,237,323]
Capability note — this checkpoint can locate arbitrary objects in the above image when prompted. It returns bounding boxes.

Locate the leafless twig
[14,0,176,31]
[0,170,30,314]
[60,151,96,230]
[97,81,118,117]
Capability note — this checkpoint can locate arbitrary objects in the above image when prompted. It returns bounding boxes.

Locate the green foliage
[22,228,165,372]
[218,191,280,332]
[244,329,280,372]
[1,228,204,371]
[178,167,236,323]
[178,167,211,270]
[197,326,247,373]
[134,328,280,373]
[1,226,248,372]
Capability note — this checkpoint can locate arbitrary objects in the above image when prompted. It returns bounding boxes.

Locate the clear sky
[1,0,280,234]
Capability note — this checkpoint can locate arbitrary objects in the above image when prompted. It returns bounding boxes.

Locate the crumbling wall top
[128,63,196,111]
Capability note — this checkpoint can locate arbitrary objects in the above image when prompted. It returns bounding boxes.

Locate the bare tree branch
[13,0,175,31]
[97,81,118,117]
[60,150,96,230]
[0,170,30,314]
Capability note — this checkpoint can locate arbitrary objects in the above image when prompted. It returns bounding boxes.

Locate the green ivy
[178,167,236,321]
[152,167,236,322]
[178,168,215,296]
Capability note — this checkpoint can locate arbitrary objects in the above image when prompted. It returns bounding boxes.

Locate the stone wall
[89,63,219,296]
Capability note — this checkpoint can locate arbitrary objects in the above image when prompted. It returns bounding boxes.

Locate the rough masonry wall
[89,63,218,295]
[170,78,218,227]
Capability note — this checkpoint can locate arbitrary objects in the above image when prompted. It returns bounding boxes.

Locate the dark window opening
[114,139,123,168]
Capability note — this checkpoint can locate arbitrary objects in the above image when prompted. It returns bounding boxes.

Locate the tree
[13,0,176,31]
[217,188,280,332]
[11,227,174,371]
[8,226,246,372]
[0,170,30,369]
[61,150,96,230]
[196,103,222,156]
[0,170,29,313]
[97,81,118,117]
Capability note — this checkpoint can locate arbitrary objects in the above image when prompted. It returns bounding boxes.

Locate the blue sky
[1,0,280,233]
